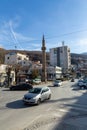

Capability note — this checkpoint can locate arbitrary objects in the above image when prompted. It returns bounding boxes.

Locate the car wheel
[37,99,41,105]
[48,94,51,100]
[80,86,85,89]
[10,87,14,90]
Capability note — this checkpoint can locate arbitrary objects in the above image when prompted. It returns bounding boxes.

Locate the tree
[6,66,12,87]
[31,69,39,79]
[9,64,22,85]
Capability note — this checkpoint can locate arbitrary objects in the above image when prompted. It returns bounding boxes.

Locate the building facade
[0,64,15,86]
[50,45,71,73]
[4,52,29,66]
[47,66,62,80]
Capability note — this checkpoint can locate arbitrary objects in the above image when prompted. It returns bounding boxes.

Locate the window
[54,48,57,54]
[60,48,63,53]
[18,57,22,60]
[24,58,27,60]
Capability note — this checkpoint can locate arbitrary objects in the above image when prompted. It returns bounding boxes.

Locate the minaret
[41,35,47,82]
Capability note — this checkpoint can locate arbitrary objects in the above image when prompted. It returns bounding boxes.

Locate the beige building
[0,65,8,85]
[4,52,30,66]
[0,64,15,86]
[50,44,71,73]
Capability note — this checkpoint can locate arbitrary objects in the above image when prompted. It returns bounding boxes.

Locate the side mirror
[41,91,44,94]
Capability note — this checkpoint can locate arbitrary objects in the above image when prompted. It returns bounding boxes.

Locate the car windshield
[54,80,59,83]
[29,88,42,94]
[79,80,83,82]
[35,79,40,81]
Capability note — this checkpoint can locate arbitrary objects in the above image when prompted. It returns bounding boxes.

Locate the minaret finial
[42,34,45,46]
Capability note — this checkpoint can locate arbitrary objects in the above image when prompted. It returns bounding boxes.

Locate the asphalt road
[0,80,87,130]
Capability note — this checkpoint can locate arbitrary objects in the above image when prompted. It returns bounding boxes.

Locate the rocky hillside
[0,48,6,64]
[0,49,50,64]
[0,48,87,65]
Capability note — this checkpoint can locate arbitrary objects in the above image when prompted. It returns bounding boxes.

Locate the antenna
[62,41,64,46]
[15,45,17,50]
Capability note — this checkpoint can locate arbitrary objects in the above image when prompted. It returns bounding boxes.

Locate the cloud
[66,38,87,53]
[77,38,87,46]
[15,32,35,42]
[76,39,87,53]
[3,16,21,29]
[45,38,87,53]
[0,18,87,53]
[0,19,36,50]
[0,44,3,48]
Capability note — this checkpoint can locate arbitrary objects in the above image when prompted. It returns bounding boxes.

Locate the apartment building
[0,64,15,86]
[47,66,62,80]
[50,44,71,73]
[4,52,30,66]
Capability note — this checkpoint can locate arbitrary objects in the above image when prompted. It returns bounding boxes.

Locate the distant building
[0,64,15,86]
[47,66,62,80]
[50,43,71,73]
[4,52,30,66]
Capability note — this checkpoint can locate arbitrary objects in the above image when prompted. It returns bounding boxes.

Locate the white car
[77,79,84,86]
[23,87,51,105]
[33,78,41,84]
[53,80,62,86]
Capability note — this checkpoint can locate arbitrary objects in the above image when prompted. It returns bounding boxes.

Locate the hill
[0,48,87,65]
[71,53,87,65]
[0,49,50,64]
[0,48,6,64]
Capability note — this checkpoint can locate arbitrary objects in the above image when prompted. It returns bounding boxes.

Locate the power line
[1,28,87,49]
[46,28,87,39]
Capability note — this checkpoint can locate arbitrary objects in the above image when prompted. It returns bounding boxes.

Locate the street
[0,79,87,130]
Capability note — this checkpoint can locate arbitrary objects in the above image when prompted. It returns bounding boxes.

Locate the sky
[0,0,87,53]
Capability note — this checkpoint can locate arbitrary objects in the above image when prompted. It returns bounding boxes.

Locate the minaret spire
[41,35,47,82]
[42,35,45,46]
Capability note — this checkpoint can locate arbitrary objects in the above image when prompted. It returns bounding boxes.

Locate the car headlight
[32,97,37,100]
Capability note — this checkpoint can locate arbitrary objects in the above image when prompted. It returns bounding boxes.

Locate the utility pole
[41,35,47,82]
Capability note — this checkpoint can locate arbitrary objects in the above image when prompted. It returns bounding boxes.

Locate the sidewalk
[24,116,87,130]
[58,116,87,130]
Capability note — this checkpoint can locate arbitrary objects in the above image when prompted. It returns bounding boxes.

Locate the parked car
[23,87,51,105]
[71,78,75,82]
[25,79,33,84]
[33,78,41,84]
[77,79,84,86]
[10,83,33,90]
[79,80,87,89]
[53,80,62,86]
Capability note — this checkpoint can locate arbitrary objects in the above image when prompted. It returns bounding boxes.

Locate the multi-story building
[50,44,71,73]
[0,64,15,86]
[4,52,30,66]
[47,66,62,80]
